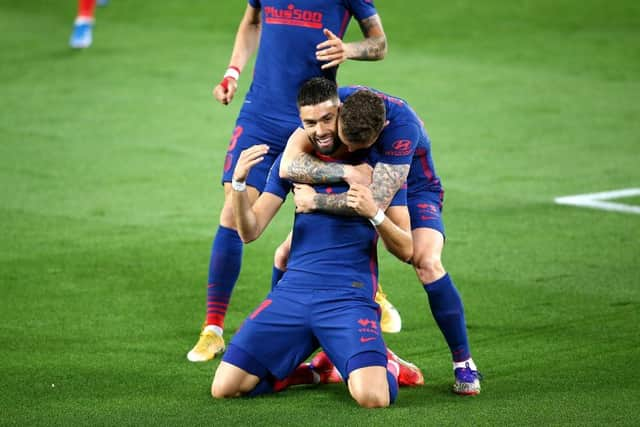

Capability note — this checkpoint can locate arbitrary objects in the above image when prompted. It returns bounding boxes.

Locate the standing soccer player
[187,0,388,362]
[280,79,483,396]
[69,0,109,49]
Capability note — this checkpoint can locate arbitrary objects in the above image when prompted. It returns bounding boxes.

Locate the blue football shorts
[223,285,388,381]
[407,189,445,236]
[220,112,298,192]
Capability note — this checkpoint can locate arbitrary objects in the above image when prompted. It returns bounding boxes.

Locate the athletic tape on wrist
[223,66,241,81]
[231,179,247,192]
[368,209,385,226]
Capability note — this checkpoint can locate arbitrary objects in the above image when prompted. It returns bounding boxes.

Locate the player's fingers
[317,53,342,63]
[213,86,226,102]
[247,157,264,166]
[321,58,344,69]
[316,38,340,50]
[249,144,269,153]
[323,28,338,40]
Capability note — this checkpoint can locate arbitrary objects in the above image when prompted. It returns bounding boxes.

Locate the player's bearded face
[299,100,341,155]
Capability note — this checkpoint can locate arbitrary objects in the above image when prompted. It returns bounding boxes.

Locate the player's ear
[383,120,390,128]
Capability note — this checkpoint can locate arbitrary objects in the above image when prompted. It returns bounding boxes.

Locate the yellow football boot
[187,328,225,362]
[375,284,402,333]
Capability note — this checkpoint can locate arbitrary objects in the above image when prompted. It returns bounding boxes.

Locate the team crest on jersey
[358,318,379,343]
[384,139,413,157]
[263,4,323,29]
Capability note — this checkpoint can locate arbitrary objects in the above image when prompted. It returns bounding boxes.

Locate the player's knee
[349,382,390,408]
[218,201,236,228]
[413,254,445,283]
[347,362,391,408]
[211,376,237,399]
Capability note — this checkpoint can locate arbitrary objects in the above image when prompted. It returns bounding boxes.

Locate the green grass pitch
[1,0,639,425]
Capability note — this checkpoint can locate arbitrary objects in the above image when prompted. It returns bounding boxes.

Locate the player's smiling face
[299,99,341,155]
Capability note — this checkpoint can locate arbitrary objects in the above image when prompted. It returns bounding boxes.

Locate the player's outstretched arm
[213,5,261,105]
[348,184,412,262]
[316,14,387,69]
[232,145,283,243]
[279,129,372,185]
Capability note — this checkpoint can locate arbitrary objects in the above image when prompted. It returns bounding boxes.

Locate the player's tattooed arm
[286,152,346,184]
[294,183,357,216]
[316,14,386,69]
[370,163,410,210]
[349,14,387,60]
[314,193,358,216]
[294,163,409,216]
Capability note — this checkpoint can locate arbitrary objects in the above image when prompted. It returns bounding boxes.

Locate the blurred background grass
[1,0,639,425]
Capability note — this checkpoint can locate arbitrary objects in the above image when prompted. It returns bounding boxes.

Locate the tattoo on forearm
[314,193,357,216]
[287,153,345,184]
[352,16,387,60]
[371,164,410,209]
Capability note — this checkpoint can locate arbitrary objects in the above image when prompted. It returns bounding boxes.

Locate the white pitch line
[554,188,640,215]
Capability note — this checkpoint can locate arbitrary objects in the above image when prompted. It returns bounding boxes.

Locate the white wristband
[231,179,247,192]
[368,209,385,226]
[224,66,240,81]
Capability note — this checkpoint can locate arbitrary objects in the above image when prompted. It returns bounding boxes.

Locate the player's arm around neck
[280,128,366,184]
[293,162,408,216]
[280,129,345,183]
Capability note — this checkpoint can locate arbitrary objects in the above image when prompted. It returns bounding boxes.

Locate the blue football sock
[206,225,243,327]
[247,378,275,397]
[271,266,285,290]
[387,369,398,404]
[424,273,471,362]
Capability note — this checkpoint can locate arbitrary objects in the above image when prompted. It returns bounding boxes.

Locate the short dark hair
[297,77,338,108]
[339,90,386,146]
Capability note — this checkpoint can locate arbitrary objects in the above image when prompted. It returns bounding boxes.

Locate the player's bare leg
[211,361,261,398]
[347,366,392,408]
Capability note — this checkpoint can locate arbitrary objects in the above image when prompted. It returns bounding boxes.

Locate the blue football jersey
[264,152,405,297]
[243,1,378,122]
[338,86,443,194]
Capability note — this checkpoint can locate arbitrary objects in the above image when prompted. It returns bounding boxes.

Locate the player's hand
[213,77,238,105]
[347,183,378,218]
[344,163,373,186]
[233,144,269,182]
[293,184,317,213]
[316,28,348,69]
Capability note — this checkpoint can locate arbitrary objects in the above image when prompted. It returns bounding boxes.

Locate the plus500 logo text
[264,4,323,29]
